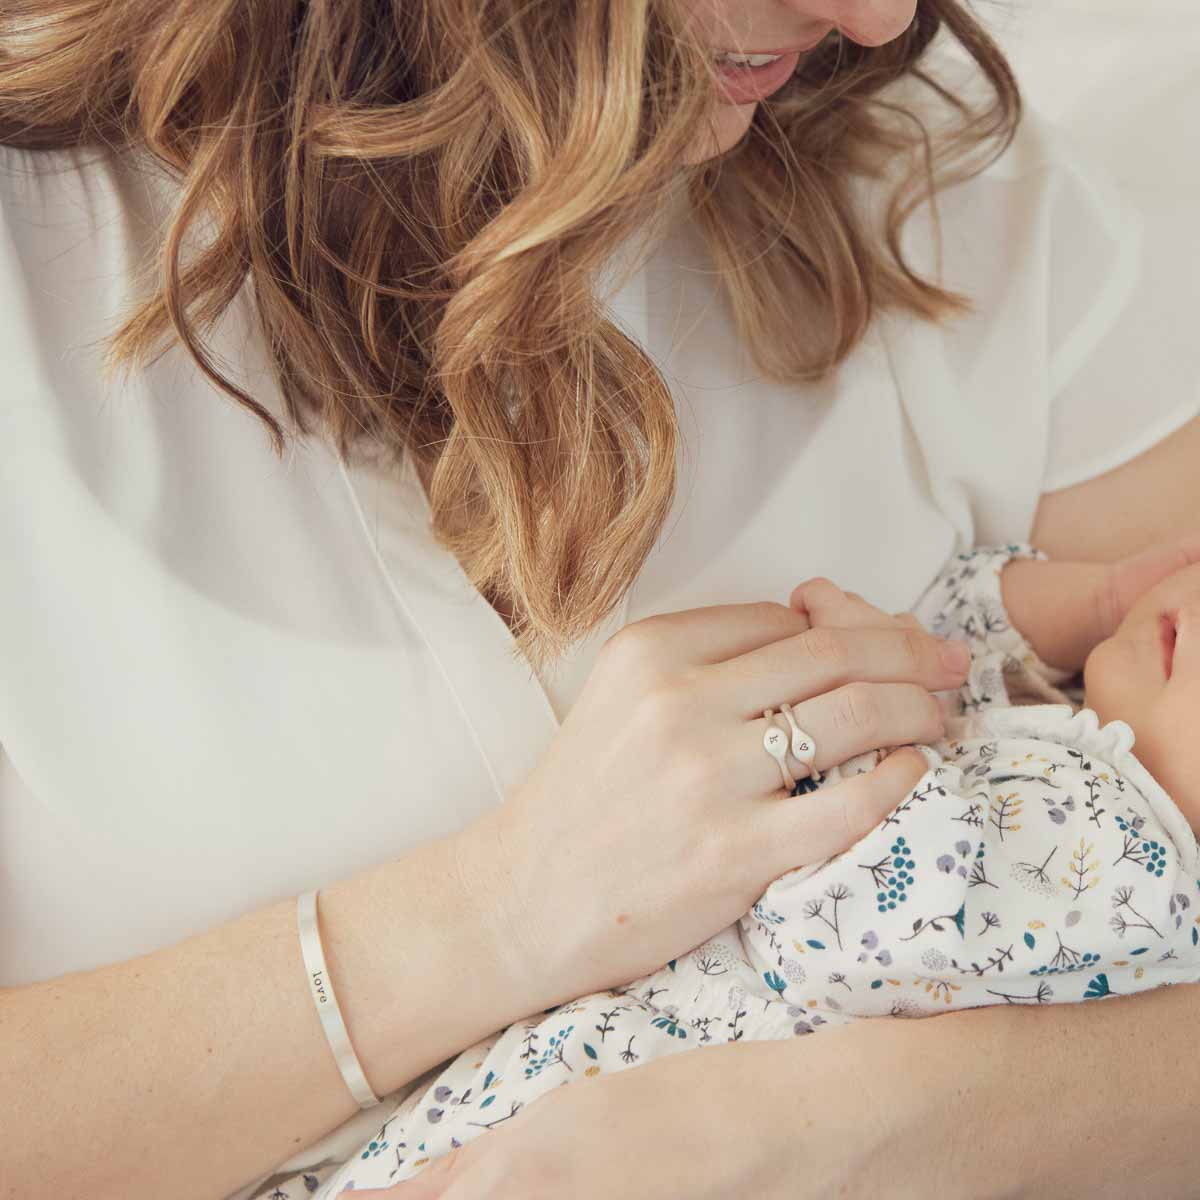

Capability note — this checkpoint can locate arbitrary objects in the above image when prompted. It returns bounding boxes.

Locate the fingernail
[940,640,970,674]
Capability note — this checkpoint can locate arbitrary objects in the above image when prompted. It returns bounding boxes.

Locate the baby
[261,542,1200,1198]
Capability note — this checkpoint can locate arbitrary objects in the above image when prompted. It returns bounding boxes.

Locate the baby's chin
[1080,639,1122,728]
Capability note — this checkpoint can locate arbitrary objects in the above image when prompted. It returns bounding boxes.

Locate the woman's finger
[762,745,930,867]
[789,577,898,629]
[704,623,968,719]
[606,600,811,676]
[728,683,943,795]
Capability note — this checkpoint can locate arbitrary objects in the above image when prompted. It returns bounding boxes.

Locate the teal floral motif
[1114,815,1169,877]
[1084,974,1118,1000]
[752,902,786,925]
[763,970,787,999]
[523,1025,576,1079]
[860,834,916,912]
[650,1014,688,1039]
[900,903,966,942]
[1032,931,1100,976]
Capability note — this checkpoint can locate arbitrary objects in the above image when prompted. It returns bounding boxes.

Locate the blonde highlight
[0,0,1019,672]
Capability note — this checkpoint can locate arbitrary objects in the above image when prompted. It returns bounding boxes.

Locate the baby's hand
[996,532,1200,677]
[1102,533,1200,638]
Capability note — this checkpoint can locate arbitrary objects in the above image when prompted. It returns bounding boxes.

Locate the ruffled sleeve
[910,544,1079,716]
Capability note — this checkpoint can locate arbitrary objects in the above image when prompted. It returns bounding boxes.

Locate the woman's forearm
[810,982,1200,1198]
[0,817,537,1200]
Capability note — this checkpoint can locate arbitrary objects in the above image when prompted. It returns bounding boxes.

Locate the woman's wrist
[316,819,548,1098]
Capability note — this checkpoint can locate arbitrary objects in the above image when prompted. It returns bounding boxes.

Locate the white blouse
[0,65,1197,1194]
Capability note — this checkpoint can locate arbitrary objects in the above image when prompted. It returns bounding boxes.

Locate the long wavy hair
[0,0,1019,671]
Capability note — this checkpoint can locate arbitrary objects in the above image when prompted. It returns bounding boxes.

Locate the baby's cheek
[1130,695,1200,824]
[1083,638,1136,728]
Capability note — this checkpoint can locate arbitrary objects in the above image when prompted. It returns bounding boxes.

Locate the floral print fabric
[257,544,1200,1198]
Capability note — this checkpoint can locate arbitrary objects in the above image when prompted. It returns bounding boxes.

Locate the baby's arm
[999,556,1113,675]
[909,545,1081,717]
[996,535,1200,677]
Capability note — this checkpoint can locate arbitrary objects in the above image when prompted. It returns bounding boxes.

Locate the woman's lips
[1161,611,1178,679]
[713,50,802,106]
[713,30,833,106]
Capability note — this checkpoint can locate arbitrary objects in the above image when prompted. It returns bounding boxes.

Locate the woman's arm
[4,595,959,1200]
[1031,412,1200,562]
[382,978,1200,1200]
[0,829,538,1200]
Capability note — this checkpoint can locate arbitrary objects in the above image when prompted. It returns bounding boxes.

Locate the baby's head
[1084,562,1200,830]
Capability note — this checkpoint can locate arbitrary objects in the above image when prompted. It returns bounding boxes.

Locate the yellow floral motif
[914,976,962,1004]
[1027,920,1046,930]
[585,1065,601,1077]
[792,940,807,954]
[1063,837,1100,898]
[989,792,1023,837]
[1135,967,1146,980]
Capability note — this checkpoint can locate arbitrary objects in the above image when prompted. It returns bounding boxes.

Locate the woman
[1,1,1197,1198]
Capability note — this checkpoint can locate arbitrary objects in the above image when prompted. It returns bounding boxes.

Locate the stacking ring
[761,709,796,791]
[778,701,817,775]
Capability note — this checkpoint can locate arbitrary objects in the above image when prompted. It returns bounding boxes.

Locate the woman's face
[679,0,918,164]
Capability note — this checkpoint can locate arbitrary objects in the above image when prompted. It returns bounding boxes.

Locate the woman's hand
[456,586,966,1016]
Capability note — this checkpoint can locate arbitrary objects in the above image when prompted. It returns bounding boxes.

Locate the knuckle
[832,682,878,736]
[601,618,655,662]
[805,576,837,594]
[750,599,793,621]
[800,626,850,673]
[900,628,926,675]
[795,577,841,611]
[598,620,667,686]
[636,679,689,736]
[922,689,947,739]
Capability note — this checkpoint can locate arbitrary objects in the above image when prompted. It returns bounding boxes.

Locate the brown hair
[0,0,1019,670]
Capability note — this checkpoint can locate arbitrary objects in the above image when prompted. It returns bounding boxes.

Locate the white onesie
[257,544,1200,1198]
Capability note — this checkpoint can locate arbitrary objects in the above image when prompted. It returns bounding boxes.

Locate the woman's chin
[681,103,757,166]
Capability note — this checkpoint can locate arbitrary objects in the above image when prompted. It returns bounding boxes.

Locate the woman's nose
[781,0,918,48]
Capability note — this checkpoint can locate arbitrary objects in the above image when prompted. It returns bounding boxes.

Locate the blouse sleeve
[1038,125,1200,494]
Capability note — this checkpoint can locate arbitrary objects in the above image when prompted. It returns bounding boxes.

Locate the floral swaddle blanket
[258,545,1200,1198]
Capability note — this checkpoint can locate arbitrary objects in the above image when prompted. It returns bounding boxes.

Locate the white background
[990,0,1199,406]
